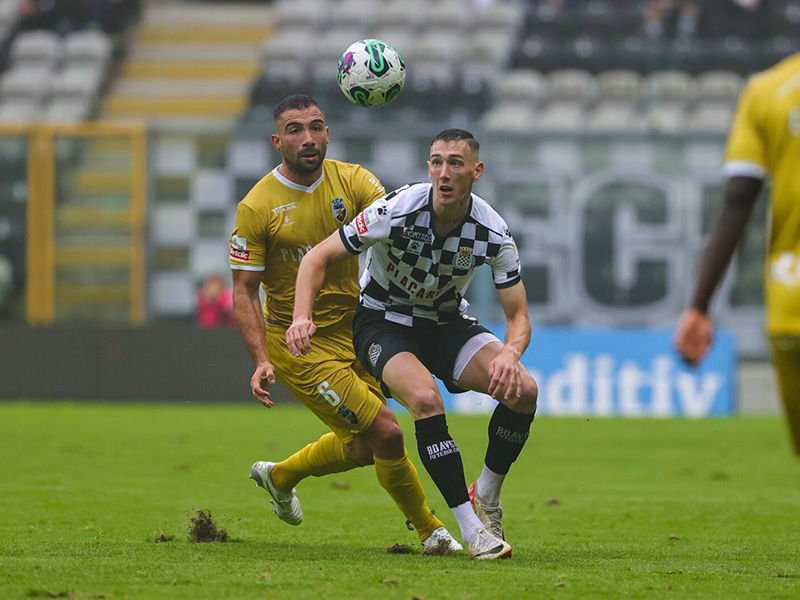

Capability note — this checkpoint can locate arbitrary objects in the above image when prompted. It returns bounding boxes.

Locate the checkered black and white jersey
[339,183,521,326]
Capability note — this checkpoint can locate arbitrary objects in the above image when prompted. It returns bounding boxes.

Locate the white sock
[476,464,505,505]
[451,501,485,545]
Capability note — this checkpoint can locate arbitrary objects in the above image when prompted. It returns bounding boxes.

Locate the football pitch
[1,402,798,600]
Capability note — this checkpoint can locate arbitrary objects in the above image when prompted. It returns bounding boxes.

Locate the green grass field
[1,402,798,600]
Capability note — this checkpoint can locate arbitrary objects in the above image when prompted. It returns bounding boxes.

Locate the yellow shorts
[266,319,385,444]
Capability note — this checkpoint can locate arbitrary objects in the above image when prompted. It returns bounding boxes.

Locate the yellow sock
[374,449,444,542]
[271,432,359,491]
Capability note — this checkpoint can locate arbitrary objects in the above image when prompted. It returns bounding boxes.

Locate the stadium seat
[43,98,92,123]
[150,271,196,316]
[327,0,377,31]
[695,70,743,103]
[586,102,644,132]
[534,139,583,174]
[0,66,52,104]
[152,205,198,246]
[494,70,548,107]
[0,99,39,123]
[226,140,271,177]
[64,31,113,72]
[686,102,734,133]
[273,0,324,30]
[50,66,104,102]
[190,239,230,278]
[533,103,586,131]
[373,0,419,31]
[645,104,686,133]
[190,171,234,211]
[261,28,316,64]
[152,138,198,176]
[472,2,521,32]
[423,0,470,31]
[645,71,695,103]
[10,30,60,69]
[547,69,597,106]
[415,30,465,66]
[482,102,538,133]
[684,141,725,173]
[596,70,643,103]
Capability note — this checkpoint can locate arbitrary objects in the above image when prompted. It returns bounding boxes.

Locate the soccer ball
[337,39,406,108]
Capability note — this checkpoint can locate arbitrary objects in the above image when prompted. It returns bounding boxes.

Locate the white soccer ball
[337,39,406,108]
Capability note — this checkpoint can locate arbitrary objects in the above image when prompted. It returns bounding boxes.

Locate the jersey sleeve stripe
[723,161,767,179]
[339,226,360,255]
[495,276,522,289]
[230,264,265,272]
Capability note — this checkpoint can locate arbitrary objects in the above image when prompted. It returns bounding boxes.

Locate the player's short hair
[430,129,480,156]
[273,94,323,123]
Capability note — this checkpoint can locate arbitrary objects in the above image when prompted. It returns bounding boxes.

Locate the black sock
[415,414,469,508]
[485,404,535,475]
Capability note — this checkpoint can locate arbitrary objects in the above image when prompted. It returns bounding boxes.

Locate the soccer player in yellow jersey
[675,53,800,456]
[229,94,461,552]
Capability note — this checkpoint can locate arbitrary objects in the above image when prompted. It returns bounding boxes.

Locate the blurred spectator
[642,0,699,41]
[196,275,235,329]
[89,0,142,34]
[16,0,92,33]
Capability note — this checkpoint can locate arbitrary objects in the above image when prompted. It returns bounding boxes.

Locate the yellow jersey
[229,159,385,330]
[724,52,800,335]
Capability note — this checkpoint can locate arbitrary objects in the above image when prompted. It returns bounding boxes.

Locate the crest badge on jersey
[454,247,475,270]
[368,343,382,366]
[331,198,347,224]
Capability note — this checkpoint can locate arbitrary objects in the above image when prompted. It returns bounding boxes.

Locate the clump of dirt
[386,543,411,554]
[154,530,174,543]
[421,538,451,556]
[188,509,228,543]
[546,497,561,506]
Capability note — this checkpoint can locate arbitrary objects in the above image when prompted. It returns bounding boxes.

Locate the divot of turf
[386,543,411,554]
[188,509,227,543]
[154,530,174,543]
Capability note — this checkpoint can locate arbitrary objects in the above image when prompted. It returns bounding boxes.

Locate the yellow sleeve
[723,80,768,179]
[352,165,386,212]
[229,202,267,271]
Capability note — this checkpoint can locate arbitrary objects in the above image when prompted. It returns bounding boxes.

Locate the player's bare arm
[675,176,763,365]
[232,269,276,407]
[286,232,353,357]
[489,281,532,401]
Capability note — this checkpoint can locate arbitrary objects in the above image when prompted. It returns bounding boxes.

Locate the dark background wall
[0,325,295,402]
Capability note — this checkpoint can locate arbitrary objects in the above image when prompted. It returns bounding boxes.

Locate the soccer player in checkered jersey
[230,95,461,554]
[675,52,800,456]
[287,129,539,560]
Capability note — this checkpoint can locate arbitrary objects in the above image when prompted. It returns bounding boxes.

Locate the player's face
[271,107,330,175]
[427,140,484,206]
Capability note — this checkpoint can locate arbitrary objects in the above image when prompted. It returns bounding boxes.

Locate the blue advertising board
[390,327,736,418]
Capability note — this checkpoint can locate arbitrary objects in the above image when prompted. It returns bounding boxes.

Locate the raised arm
[232,269,276,407]
[488,281,532,400]
[675,176,763,365]
[286,230,354,356]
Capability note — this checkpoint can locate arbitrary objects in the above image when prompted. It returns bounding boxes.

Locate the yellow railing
[0,122,147,325]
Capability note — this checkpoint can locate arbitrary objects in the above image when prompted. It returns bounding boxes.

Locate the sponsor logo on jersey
[230,246,250,261]
[401,230,433,244]
[368,343,382,366]
[453,247,475,270]
[331,198,347,224]
[356,213,368,234]
[231,235,247,251]
[271,201,297,215]
[363,206,380,226]
[337,404,359,426]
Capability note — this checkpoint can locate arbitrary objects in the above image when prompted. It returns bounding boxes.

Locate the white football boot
[249,461,303,526]
[468,527,512,560]
[421,526,463,555]
[468,481,504,540]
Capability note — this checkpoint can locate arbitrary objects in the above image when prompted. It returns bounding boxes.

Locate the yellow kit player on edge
[675,53,800,456]
[229,94,461,552]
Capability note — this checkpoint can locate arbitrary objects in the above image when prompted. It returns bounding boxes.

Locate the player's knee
[365,406,406,458]
[506,372,538,415]
[406,387,445,419]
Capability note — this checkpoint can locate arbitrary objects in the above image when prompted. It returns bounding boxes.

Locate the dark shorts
[352,305,492,396]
